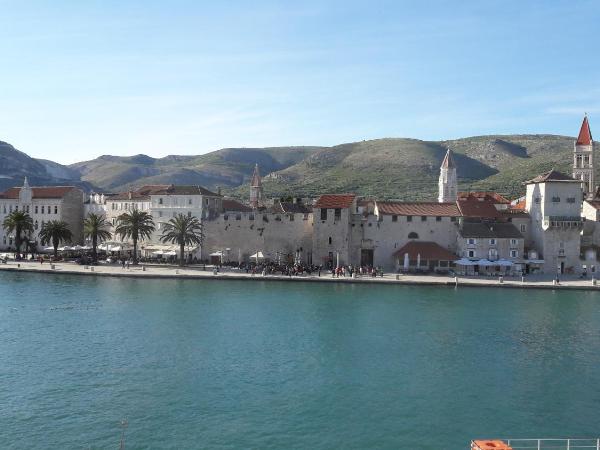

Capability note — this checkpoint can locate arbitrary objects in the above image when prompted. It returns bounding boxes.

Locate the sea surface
[1,272,599,449]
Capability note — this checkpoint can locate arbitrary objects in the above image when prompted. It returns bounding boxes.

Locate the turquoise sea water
[1,272,599,449]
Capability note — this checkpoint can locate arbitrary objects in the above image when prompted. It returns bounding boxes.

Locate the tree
[160,214,204,266]
[115,210,155,264]
[38,220,73,259]
[2,210,34,259]
[84,213,112,262]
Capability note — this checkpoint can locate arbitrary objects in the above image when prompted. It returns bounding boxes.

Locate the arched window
[408,232,419,239]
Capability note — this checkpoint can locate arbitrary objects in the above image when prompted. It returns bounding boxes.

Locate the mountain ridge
[0,134,587,201]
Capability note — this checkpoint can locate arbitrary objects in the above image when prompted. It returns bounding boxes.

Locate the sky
[0,0,599,164]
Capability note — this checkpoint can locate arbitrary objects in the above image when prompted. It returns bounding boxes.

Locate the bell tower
[249,164,263,209]
[438,149,457,203]
[573,114,594,197]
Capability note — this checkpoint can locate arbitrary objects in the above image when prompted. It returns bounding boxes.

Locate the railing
[472,439,600,450]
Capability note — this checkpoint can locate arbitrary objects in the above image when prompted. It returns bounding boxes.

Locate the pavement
[2,260,600,291]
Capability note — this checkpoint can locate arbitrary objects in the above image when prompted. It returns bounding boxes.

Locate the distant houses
[1,115,599,276]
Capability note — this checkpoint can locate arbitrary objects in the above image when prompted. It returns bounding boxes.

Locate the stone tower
[573,114,594,197]
[438,149,457,203]
[249,163,263,208]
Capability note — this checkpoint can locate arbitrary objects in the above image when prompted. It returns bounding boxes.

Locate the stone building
[524,169,583,275]
[0,178,84,251]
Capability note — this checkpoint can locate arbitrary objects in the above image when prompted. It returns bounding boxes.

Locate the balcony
[543,216,584,230]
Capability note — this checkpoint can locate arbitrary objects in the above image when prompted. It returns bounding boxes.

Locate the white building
[0,178,84,251]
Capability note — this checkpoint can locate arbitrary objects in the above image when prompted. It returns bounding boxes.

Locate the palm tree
[38,220,73,259]
[115,209,155,264]
[160,214,204,266]
[84,213,112,262]
[2,210,34,259]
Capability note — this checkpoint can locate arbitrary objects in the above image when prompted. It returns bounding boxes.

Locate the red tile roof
[458,192,511,204]
[376,201,460,216]
[0,186,78,199]
[314,194,356,209]
[222,199,253,212]
[393,241,458,261]
[526,169,578,184]
[457,197,501,218]
[111,184,219,200]
[577,115,593,146]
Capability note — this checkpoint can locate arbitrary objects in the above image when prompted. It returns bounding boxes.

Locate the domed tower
[438,149,457,203]
[573,114,594,198]
[249,163,263,209]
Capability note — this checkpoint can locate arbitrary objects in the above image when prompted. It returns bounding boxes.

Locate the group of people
[331,265,384,278]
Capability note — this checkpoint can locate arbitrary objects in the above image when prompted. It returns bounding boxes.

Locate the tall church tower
[249,163,263,209]
[438,149,457,203]
[573,114,594,197]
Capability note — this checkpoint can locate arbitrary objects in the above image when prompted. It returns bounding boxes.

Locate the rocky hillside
[0,134,587,201]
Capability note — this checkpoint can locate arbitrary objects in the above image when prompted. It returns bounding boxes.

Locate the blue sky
[0,0,598,163]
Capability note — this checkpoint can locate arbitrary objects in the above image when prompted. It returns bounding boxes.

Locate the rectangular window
[159,198,163,205]
[406,216,412,222]
[321,209,328,221]
[188,211,192,217]
[54,206,58,214]
[421,216,427,222]
[158,211,163,218]
[489,239,496,245]
[436,216,442,222]
[334,208,341,221]
[392,215,398,222]
[450,216,456,222]
[510,250,518,258]
[468,250,476,258]
[41,206,44,214]
[188,198,192,205]
[249,214,255,221]
[289,214,294,221]
[510,239,517,246]
[566,197,576,203]
[552,197,560,203]
[520,224,526,232]
[468,238,476,245]
[236,214,241,220]
[224,214,228,221]
[35,206,38,214]
[535,197,540,204]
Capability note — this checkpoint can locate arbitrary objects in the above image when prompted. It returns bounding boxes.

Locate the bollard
[553,279,557,286]
[17,264,20,268]
[454,276,458,287]
[142,265,146,272]
[521,276,525,284]
[90,266,94,272]
[499,276,503,284]
[395,274,399,280]
[213,267,218,275]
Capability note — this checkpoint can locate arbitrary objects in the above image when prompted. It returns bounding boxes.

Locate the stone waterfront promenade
[2,260,600,292]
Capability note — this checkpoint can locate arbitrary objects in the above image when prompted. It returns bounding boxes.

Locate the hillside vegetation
[0,134,587,201]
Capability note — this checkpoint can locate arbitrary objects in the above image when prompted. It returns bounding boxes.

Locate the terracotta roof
[222,199,253,212]
[458,192,511,204]
[526,169,578,184]
[459,222,523,239]
[441,149,456,169]
[0,186,78,199]
[111,184,219,200]
[576,115,593,146]
[270,200,312,214]
[393,241,458,261]
[456,197,501,218]
[376,201,460,216]
[314,194,356,209]
[250,164,262,187]
[510,196,527,210]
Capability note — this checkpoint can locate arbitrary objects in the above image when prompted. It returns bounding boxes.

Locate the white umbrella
[152,250,164,256]
[209,251,224,257]
[43,246,55,253]
[164,251,177,256]
[403,253,409,270]
[250,251,265,259]
[416,253,421,268]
